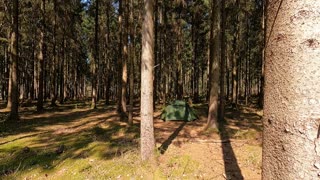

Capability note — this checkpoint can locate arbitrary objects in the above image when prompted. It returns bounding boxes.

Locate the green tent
[160,100,198,121]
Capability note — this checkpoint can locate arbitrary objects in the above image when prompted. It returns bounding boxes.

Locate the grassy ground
[0,100,262,179]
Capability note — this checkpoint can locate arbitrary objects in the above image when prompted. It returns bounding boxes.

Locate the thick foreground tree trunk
[140,0,155,161]
[263,1,320,179]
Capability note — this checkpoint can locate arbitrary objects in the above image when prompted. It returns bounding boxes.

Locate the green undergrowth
[1,142,201,179]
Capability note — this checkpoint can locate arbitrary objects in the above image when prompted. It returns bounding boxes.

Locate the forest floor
[0,99,262,180]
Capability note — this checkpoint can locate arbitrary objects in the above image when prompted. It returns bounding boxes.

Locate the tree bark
[259,0,267,108]
[207,0,220,129]
[245,6,249,106]
[153,0,158,107]
[37,0,46,112]
[91,0,99,109]
[128,0,135,125]
[219,0,226,121]
[173,2,183,100]
[7,0,19,121]
[231,0,239,107]
[226,45,230,101]
[7,41,12,109]
[117,0,127,116]
[121,0,128,114]
[140,0,155,161]
[263,0,320,179]
[51,0,58,106]
[59,35,65,104]
[192,13,199,103]
[105,2,111,105]
[1,45,8,101]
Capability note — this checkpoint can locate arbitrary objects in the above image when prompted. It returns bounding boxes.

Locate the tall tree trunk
[173,3,183,100]
[63,42,67,102]
[231,15,238,107]
[128,0,135,125]
[140,0,155,161]
[219,0,226,121]
[162,1,168,105]
[263,0,320,178]
[121,0,128,115]
[117,0,127,116]
[192,13,199,103]
[207,0,220,129]
[37,0,46,112]
[259,0,267,108]
[105,2,111,105]
[6,39,12,110]
[59,35,65,104]
[33,40,38,100]
[51,0,57,106]
[1,45,8,101]
[231,40,237,106]
[226,45,230,101]
[153,0,158,107]
[245,8,249,105]
[91,0,99,109]
[117,0,123,111]
[7,0,19,121]
[177,19,183,99]
[158,0,164,105]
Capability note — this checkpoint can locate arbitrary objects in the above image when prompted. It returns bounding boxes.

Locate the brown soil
[153,105,262,179]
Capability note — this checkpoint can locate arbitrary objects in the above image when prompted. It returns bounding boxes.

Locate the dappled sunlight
[1,102,136,176]
[154,103,262,179]
[0,100,262,179]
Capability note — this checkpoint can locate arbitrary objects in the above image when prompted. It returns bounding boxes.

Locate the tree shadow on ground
[154,104,208,143]
[218,104,262,180]
[224,105,262,140]
[0,121,139,177]
[158,121,187,154]
[154,103,259,179]
[219,121,244,180]
[0,101,117,138]
[0,100,262,178]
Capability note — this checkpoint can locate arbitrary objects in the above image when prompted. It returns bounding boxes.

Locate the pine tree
[207,0,220,129]
[263,0,320,178]
[7,0,19,121]
[140,0,155,161]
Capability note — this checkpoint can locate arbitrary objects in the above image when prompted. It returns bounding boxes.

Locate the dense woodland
[0,0,264,117]
[1,0,319,179]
